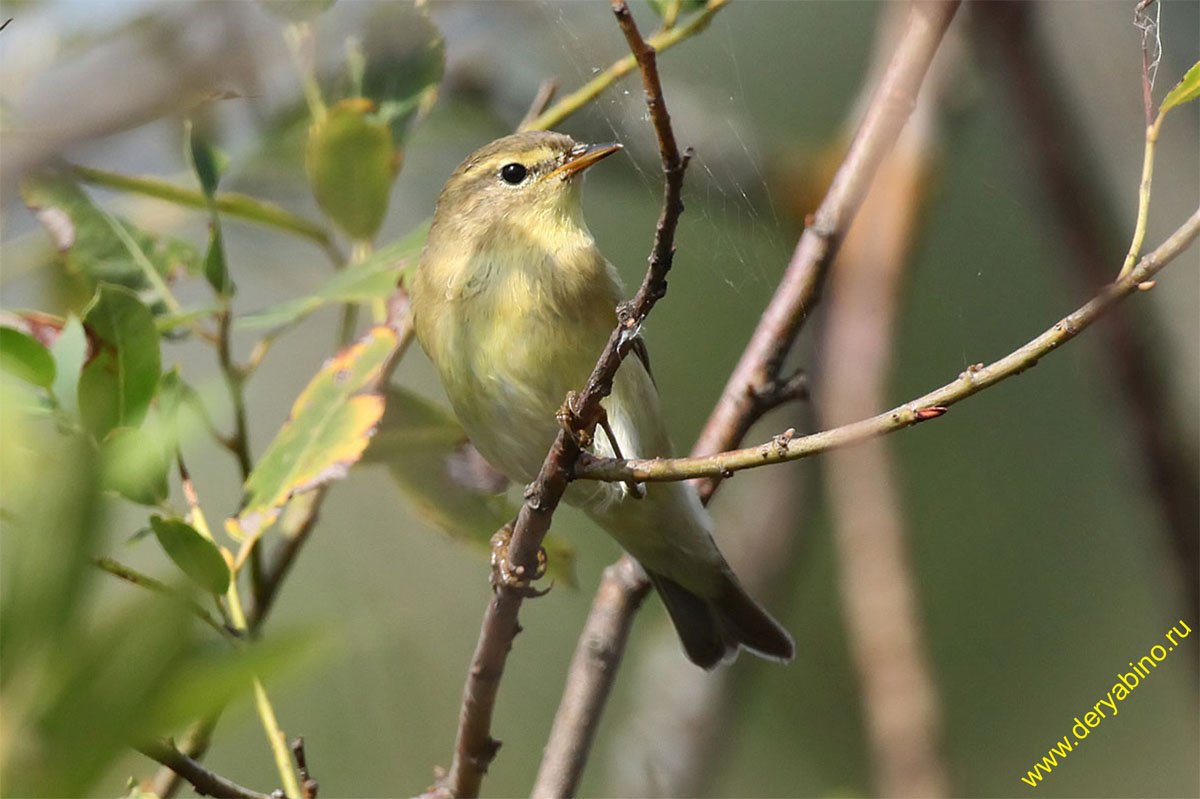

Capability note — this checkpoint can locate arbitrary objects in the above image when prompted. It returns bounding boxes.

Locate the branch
[577,209,1200,484]
[691,0,961,493]
[441,4,691,796]
[138,741,273,799]
[975,0,1199,627]
[521,0,731,132]
[532,3,962,794]
[70,164,342,265]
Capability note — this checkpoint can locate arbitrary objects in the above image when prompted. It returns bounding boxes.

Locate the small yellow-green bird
[410,131,793,668]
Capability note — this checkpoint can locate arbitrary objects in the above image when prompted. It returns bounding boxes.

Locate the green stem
[284,22,327,121]
[72,165,340,264]
[92,557,230,638]
[98,207,184,314]
[522,0,732,132]
[338,241,373,345]
[225,570,302,799]
[1117,113,1165,279]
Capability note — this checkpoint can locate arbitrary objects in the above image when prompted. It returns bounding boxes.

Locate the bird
[409,130,793,669]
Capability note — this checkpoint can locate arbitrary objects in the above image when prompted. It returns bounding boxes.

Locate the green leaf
[227,325,400,542]
[202,219,234,298]
[186,122,224,199]
[78,285,162,439]
[0,327,55,388]
[102,427,169,506]
[306,98,399,241]
[359,2,445,142]
[187,122,235,298]
[1160,60,1200,115]
[150,515,230,594]
[365,386,577,586]
[239,221,427,330]
[50,315,88,416]
[21,172,200,295]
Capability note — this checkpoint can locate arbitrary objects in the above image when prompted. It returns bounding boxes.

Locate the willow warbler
[410,131,793,668]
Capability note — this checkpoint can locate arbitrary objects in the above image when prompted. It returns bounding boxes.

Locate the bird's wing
[628,335,656,387]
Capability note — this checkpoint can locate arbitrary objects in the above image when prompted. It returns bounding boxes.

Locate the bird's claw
[556,391,593,449]
[489,524,549,596]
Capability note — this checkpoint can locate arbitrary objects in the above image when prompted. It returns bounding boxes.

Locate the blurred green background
[1,1,1197,797]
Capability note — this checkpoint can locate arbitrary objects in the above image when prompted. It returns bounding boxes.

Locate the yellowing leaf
[227,325,399,541]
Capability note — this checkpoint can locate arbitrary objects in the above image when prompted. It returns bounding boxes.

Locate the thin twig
[521,0,731,132]
[976,0,1199,615]
[691,0,960,495]
[71,164,342,265]
[292,737,319,799]
[577,209,1200,484]
[519,79,559,130]
[820,68,948,795]
[138,741,273,799]
[531,4,962,793]
[217,309,253,482]
[441,5,691,796]
[92,557,231,638]
[531,559,651,799]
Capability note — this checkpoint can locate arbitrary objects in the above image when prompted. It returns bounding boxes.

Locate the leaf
[186,122,224,199]
[187,122,235,297]
[102,427,169,506]
[359,2,445,142]
[227,325,400,541]
[150,515,230,594]
[50,316,89,416]
[365,386,577,586]
[306,98,399,241]
[1160,59,1200,115]
[21,172,200,294]
[239,222,427,330]
[78,285,162,439]
[0,327,55,388]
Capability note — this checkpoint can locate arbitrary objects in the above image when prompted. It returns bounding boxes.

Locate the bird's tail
[646,569,794,670]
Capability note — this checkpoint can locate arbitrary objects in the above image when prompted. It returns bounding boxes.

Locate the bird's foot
[556,391,593,449]
[489,523,549,596]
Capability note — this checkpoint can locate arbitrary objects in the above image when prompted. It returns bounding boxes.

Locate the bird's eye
[500,163,528,185]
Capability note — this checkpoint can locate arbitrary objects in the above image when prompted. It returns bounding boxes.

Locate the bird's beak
[544,142,623,181]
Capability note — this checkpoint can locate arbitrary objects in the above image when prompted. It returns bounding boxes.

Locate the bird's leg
[489,521,549,595]
[596,410,646,501]
[557,392,644,498]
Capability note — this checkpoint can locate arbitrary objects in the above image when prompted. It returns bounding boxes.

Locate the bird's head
[430,131,622,243]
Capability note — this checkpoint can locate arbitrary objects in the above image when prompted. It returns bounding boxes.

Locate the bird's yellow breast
[412,221,621,481]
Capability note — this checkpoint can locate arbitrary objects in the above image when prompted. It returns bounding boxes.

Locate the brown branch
[138,741,272,799]
[531,4,962,794]
[519,79,559,130]
[577,208,1200,484]
[531,559,652,799]
[441,4,691,797]
[820,77,948,796]
[691,0,961,495]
